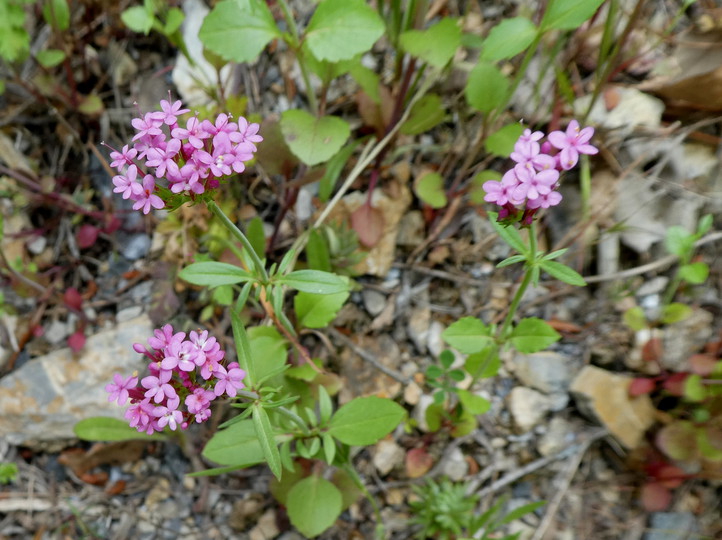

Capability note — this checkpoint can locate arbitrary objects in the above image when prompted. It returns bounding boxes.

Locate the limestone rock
[570,365,655,448]
[0,315,153,448]
[510,351,579,395]
[507,387,555,432]
[373,440,404,476]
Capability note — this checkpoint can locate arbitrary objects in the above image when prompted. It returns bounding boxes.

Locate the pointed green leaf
[679,262,709,284]
[253,404,282,479]
[322,433,336,464]
[442,317,494,354]
[202,419,266,466]
[278,269,349,294]
[457,389,491,415]
[510,317,561,353]
[74,417,166,442]
[540,0,606,31]
[400,17,461,68]
[660,303,692,325]
[400,93,446,135]
[179,262,256,287]
[539,260,586,286]
[482,17,538,61]
[489,212,528,254]
[318,385,333,425]
[230,308,256,386]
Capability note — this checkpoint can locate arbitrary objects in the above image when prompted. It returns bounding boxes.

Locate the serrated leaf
[179,261,256,287]
[253,404,282,479]
[400,93,446,135]
[294,290,349,328]
[304,0,384,62]
[121,6,154,34]
[442,317,493,354]
[198,0,280,63]
[485,123,525,157]
[679,262,709,284]
[74,417,166,441]
[540,0,606,31]
[287,476,343,537]
[279,269,349,294]
[414,171,448,208]
[399,17,461,68]
[539,260,586,286]
[328,396,405,446]
[623,306,647,331]
[202,419,266,466]
[509,317,561,353]
[465,61,509,113]
[481,17,538,61]
[281,110,351,166]
[457,389,491,415]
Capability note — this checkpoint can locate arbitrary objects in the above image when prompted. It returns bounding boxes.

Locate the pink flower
[112,164,143,200]
[125,399,156,434]
[132,112,163,141]
[148,324,185,351]
[109,145,138,171]
[512,164,559,202]
[483,170,523,206]
[171,116,208,149]
[213,362,246,397]
[132,174,165,214]
[152,405,183,431]
[146,138,181,178]
[141,369,178,405]
[232,118,263,148]
[547,120,598,170]
[152,99,190,126]
[106,373,138,406]
[161,340,199,372]
[527,190,563,209]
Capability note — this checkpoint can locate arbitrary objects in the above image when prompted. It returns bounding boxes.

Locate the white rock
[537,417,575,456]
[373,440,404,476]
[413,394,435,432]
[575,88,664,137]
[507,387,555,432]
[441,447,468,481]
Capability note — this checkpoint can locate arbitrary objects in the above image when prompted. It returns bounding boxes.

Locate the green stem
[277,406,311,435]
[206,200,268,281]
[498,222,538,340]
[277,0,319,114]
[579,154,591,221]
[341,462,384,539]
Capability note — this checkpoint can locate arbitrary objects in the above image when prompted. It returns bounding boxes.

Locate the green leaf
[304,0,384,62]
[510,317,561,353]
[660,303,692,325]
[399,17,461,68]
[464,348,501,379]
[294,290,350,328]
[400,93,446,135]
[211,284,233,306]
[697,427,722,462]
[179,261,256,287]
[489,212,528,254]
[186,465,245,477]
[328,396,406,445]
[485,123,525,157]
[281,110,351,166]
[425,403,445,431]
[253,404,282,479]
[442,317,493,354]
[540,0,606,31]
[542,248,569,261]
[683,374,706,402]
[481,17,538,61]
[318,385,333,425]
[43,0,70,31]
[287,476,343,537]
[414,171,448,208]
[121,6,154,34]
[230,309,256,386]
[322,433,336,464]
[306,229,332,272]
[539,260,586,286]
[465,61,509,114]
[163,7,185,35]
[347,60,380,103]
[665,226,694,259]
[457,389,491,415]
[36,49,65,68]
[623,306,648,331]
[202,419,266,466]
[278,269,349,294]
[247,216,266,259]
[497,254,526,268]
[679,262,709,284]
[199,0,281,63]
[74,417,166,441]
[697,214,713,236]
[498,500,547,525]
[249,326,288,385]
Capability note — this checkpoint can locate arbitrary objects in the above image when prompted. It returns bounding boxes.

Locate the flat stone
[441,447,468,481]
[643,512,699,540]
[362,289,387,317]
[510,351,579,395]
[373,440,404,476]
[537,417,575,456]
[661,308,713,372]
[507,387,555,432]
[0,315,153,448]
[570,365,655,448]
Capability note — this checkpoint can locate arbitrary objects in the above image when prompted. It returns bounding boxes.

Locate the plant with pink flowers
[106,97,262,214]
[105,325,243,434]
[481,121,598,224]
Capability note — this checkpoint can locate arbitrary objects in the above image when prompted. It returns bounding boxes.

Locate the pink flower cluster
[106,325,246,433]
[483,120,598,222]
[108,97,262,214]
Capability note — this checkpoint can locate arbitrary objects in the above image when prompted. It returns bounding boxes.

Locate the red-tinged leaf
[654,464,687,489]
[663,372,688,396]
[642,337,663,363]
[68,330,86,353]
[688,354,717,376]
[640,482,672,512]
[629,377,656,397]
[64,287,83,311]
[77,224,100,249]
[103,216,122,234]
[351,203,385,248]
[405,447,434,479]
